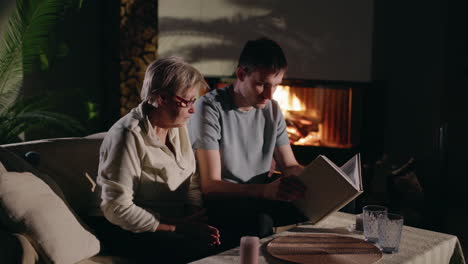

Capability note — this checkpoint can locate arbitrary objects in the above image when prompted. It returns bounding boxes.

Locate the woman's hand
[176,222,221,246]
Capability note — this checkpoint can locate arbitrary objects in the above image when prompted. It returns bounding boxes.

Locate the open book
[293,153,363,224]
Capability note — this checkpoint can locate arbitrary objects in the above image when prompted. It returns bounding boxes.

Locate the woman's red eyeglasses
[173,94,196,108]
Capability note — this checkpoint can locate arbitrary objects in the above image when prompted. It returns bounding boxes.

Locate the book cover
[293,153,363,224]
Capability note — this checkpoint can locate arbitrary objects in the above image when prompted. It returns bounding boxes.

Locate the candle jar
[240,236,259,264]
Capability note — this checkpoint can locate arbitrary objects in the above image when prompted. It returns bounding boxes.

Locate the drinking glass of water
[377,213,404,253]
[362,205,388,243]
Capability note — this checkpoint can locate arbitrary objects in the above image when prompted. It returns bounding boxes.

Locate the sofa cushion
[0,171,100,264]
[1,136,104,214]
[0,146,66,200]
[0,161,6,174]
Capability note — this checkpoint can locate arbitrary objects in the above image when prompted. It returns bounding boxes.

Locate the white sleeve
[97,129,159,233]
[186,171,203,207]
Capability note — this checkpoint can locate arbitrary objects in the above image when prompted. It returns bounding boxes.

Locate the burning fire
[273,85,321,146]
[273,85,305,114]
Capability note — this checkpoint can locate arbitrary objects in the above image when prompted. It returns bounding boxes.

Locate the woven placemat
[266,234,382,264]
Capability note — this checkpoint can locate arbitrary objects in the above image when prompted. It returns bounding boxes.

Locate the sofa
[0,133,299,264]
[0,133,133,264]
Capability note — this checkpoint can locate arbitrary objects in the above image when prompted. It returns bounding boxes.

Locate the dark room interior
[1,0,467,262]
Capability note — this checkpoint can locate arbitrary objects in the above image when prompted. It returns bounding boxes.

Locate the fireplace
[273,82,358,148]
[204,78,367,165]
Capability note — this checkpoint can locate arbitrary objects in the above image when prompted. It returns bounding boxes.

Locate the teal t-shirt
[188,85,290,183]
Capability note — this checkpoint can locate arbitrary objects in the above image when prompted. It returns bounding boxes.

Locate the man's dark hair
[237,37,287,74]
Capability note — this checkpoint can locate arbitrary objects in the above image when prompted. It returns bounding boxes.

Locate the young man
[188,38,307,248]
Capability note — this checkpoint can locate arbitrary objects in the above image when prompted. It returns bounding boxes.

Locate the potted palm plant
[0,0,86,144]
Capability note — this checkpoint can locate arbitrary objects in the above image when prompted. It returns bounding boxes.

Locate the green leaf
[0,0,82,104]
[0,96,87,144]
[56,42,69,57]
[0,0,87,143]
[39,52,49,70]
[86,101,99,120]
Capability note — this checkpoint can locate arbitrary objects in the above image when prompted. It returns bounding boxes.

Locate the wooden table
[191,212,465,264]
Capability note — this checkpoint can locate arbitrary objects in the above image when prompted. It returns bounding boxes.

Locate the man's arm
[274,144,304,177]
[196,148,305,201]
[195,149,266,198]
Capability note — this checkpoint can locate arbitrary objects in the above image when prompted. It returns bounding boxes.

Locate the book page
[320,155,358,190]
[294,155,363,224]
[340,154,361,189]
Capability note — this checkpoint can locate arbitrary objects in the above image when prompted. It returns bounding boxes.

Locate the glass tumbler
[362,205,388,243]
[377,213,404,253]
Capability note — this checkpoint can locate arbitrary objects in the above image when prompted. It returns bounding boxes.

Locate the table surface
[191,212,465,264]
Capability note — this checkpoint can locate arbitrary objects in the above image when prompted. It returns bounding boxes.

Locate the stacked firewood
[284,111,321,145]
[120,0,157,116]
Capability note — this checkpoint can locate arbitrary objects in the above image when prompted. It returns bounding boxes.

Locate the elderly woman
[88,57,220,263]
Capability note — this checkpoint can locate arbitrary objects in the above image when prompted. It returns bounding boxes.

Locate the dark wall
[21,0,120,139]
[372,0,446,230]
[444,0,468,242]
[372,0,468,239]
[373,0,445,162]
[447,1,468,205]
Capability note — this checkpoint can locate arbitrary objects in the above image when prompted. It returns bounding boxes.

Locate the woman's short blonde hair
[140,56,208,102]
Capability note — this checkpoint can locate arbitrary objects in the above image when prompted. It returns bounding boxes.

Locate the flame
[272,85,353,148]
[273,85,305,113]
